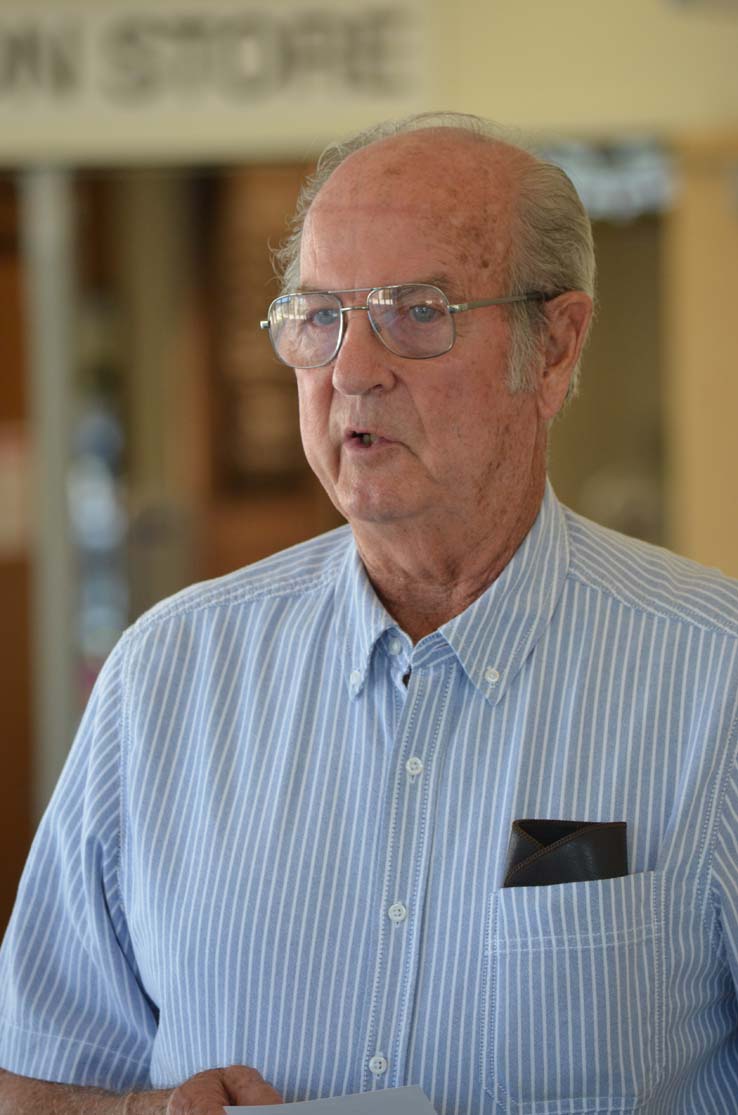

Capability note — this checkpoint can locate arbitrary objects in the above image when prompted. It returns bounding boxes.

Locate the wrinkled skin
[296,128,592,640]
[0,1065,282,1114]
[162,1065,282,1113]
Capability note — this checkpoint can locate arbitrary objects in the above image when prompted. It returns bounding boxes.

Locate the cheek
[296,375,325,433]
[428,369,498,448]
[296,377,335,470]
[424,359,532,481]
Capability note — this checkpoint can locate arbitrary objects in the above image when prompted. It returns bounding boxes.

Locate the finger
[166,1069,229,1114]
[223,1065,284,1105]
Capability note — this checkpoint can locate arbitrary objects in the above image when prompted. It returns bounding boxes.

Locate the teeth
[360,433,377,446]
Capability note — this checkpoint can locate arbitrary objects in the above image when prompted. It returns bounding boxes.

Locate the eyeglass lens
[268,284,454,368]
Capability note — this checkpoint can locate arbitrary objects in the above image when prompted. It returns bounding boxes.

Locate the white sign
[0,1,434,164]
[226,1087,437,1113]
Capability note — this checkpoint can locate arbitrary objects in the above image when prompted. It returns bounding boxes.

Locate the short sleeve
[0,633,156,1091]
[710,732,738,993]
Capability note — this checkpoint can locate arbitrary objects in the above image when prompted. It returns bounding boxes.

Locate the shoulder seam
[131,562,344,636]
[567,564,738,641]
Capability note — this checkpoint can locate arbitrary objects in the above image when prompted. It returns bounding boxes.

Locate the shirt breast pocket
[482,871,665,1114]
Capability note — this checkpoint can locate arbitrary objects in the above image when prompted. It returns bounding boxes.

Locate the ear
[536,292,593,421]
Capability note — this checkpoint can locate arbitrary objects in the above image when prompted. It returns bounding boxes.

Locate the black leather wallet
[503,819,628,888]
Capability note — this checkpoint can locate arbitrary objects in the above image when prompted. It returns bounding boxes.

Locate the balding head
[274,112,595,397]
[301,127,527,296]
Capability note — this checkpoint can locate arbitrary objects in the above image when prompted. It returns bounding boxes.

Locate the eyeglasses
[259,283,557,369]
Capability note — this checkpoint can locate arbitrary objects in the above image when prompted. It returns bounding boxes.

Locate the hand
[164,1066,283,1113]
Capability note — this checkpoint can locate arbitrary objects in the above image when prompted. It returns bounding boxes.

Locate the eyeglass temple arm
[449,292,558,314]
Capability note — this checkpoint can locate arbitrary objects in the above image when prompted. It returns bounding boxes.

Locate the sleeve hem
[0,1016,151,1093]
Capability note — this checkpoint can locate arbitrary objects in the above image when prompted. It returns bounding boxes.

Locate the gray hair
[273,111,596,399]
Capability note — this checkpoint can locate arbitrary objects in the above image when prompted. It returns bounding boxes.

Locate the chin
[340,492,425,528]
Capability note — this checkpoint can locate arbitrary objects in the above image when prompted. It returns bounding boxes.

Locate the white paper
[225,1085,437,1113]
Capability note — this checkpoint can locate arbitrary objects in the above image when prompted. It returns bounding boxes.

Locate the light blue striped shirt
[2,481,738,1114]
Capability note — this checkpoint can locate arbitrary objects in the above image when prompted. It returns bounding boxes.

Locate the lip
[342,427,397,448]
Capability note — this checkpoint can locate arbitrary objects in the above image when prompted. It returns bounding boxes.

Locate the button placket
[362,663,454,1091]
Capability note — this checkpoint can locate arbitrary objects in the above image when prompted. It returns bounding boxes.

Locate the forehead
[300,131,520,288]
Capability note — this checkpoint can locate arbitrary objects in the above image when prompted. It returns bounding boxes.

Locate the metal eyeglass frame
[259,284,559,368]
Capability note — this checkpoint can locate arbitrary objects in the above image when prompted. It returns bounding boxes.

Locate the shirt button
[369,1054,388,1076]
[406,756,423,778]
[388,902,408,924]
[484,665,500,685]
[349,670,362,688]
[387,637,403,656]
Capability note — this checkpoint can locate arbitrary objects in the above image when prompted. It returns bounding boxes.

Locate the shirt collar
[336,542,398,697]
[335,480,570,703]
[441,480,570,705]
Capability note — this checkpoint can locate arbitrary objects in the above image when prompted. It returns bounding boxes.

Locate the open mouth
[349,430,380,446]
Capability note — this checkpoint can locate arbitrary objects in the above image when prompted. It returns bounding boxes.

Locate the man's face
[295,131,549,542]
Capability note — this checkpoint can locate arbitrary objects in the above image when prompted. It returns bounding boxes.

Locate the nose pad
[339,306,382,350]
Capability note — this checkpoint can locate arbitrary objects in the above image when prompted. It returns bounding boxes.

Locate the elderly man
[2,113,738,1115]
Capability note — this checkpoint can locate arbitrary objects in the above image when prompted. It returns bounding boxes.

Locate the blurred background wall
[2,0,738,933]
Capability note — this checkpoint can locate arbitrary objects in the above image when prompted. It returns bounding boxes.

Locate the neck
[353,478,546,643]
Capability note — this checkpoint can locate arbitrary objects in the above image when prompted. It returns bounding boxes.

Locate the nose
[331,307,396,396]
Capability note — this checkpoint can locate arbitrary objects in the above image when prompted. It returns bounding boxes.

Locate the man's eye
[408,304,439,324]
[308,308,340,328]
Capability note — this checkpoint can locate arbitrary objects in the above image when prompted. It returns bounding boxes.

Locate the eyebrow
[293,276,461,297]
[421,275,456,293]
